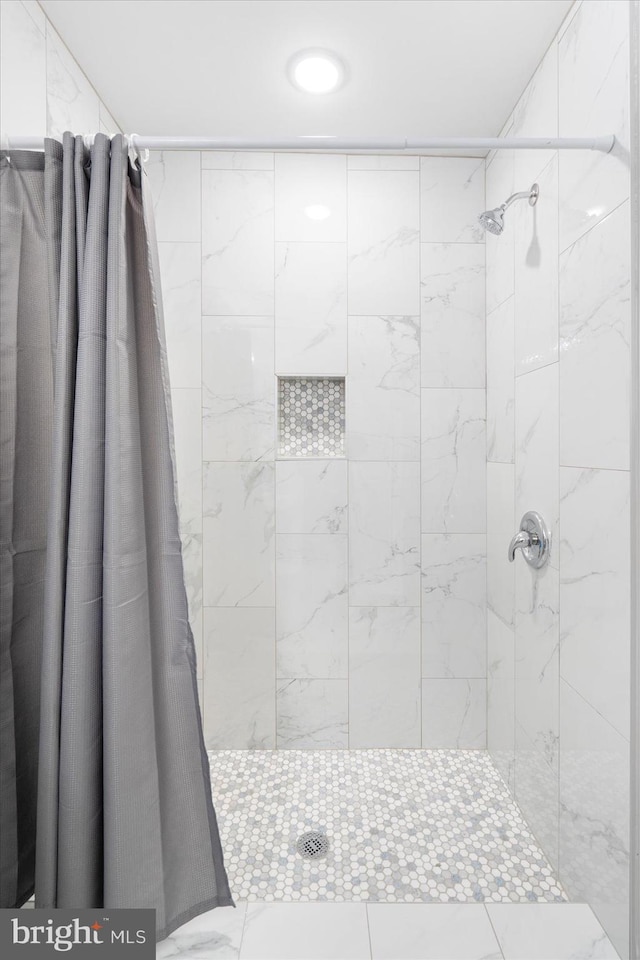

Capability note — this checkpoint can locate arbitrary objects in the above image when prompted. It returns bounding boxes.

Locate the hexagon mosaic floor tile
[208,749,567,904]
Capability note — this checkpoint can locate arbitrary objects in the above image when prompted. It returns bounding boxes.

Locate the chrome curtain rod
[4,134,617,153]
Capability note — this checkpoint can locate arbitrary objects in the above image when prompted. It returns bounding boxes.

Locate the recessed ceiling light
[304,204,332,220]
[288,49,345,94]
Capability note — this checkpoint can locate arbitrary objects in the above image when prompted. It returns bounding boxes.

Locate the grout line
[483,903,507,960]
[365,902,374,959]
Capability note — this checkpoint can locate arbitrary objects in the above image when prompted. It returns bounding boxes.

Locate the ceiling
[40,0,573,143]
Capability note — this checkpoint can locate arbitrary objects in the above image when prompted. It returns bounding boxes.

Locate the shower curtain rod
[4,134,617,153]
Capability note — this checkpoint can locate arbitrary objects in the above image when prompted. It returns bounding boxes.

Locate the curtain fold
[0,132,232,939]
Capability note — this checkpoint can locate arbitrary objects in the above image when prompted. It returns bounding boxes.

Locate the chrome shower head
[478,182,539,235]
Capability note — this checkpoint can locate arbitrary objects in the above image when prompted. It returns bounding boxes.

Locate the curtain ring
[127,134,149,166]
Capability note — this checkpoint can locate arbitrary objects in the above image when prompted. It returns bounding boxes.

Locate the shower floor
[208,749,566,905]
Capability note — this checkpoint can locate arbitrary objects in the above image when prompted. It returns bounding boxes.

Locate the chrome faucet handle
[507,511,551,569]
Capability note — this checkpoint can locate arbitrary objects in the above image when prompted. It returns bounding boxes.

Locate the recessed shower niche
[277,377,346,458]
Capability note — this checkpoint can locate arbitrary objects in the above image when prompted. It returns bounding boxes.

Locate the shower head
[478,182,539,235]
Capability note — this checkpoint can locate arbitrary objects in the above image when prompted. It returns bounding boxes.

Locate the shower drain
[296,831,329,860]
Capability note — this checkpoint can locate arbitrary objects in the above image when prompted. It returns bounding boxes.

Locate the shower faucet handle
[507,511,551,569]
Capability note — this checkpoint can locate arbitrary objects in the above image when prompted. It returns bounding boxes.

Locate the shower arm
[500,190,534,212]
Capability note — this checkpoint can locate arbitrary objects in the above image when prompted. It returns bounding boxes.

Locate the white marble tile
[515,562,559,771]
[276,679,348,749]
[421,679,486,749]
[276,534,348,679]
[45,24,100,139]
[514,724,559,870]
[559,467,630,739]
[487,461,515,626]
[276,460,347,534]
[20,0,46,34]
[348,155,419,171]
[202,152,274,170]
[158,242,201,389]
[487,610,515,793]
[348,171,420,315]
[485,151,515,315]
[274,241,347,374]
[203,462,274,607]
[171,389,203,674]
[368,903,502,960]
[0,0,45,140]
[348,315,420,460]
[156,902,247,959]
[421,389,486,533]
[98,101,120,136]
[202,316,274,461]
[486,903,619,960]
[275,154,346,242]
[202,169,274,315]
[559,201,631,471]
[514,155,559,376]
[558,0,630,251]
[349,461,420,606]
[420,243,485,388]
[146,151,201,243]
[203,608,275,750]
[421,534,486,679]
[515,363,559,567]
[349,606,421,748]
[420,157,485,243]
[486,296,515,464]
[558,680,629,959]
[239,903,370,959]
[511,45,559,187]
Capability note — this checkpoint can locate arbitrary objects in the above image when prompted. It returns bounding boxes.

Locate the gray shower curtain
[0,132,232,939]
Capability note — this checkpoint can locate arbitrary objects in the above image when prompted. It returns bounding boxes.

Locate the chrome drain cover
[296,831,329,860]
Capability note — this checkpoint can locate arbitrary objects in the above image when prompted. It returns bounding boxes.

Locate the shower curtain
[0,132,232,939]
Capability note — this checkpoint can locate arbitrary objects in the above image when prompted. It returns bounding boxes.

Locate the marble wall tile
[515,363,559,567]
[421,389,486,533]
[348,155,419,171]
[514,155,559,376]
[157,242,201,389]
[202,316,274,461]
[511,45,559,186]
[203,462,274,607]
[486,296,515,464]
[98,102,120,136]
[421,679,486,749]
[515,725,559,871]
[349,461,420,606]
[559,467,630,739]
[348,606,421,748]
[203,608,275,749]
[558,0,630,251]
[487,462,515,626]
[0,0,45,140]
[348,170,420,315]
[276,679,348,749]
[171,389,203,673]
[486,903,619,960]
[146,150,201,243]
[20,0,46,34]
[515,563,559,771]
[487,610,515,793]
[485,151,515,316]
[46,24,100,139]
[559,679,630,959]
[274,241,347,375]
[559,201,631,471]
[202,152,274,170]
[202,169,274,315]
[275,460,347,534]
[420,243,485,388]
[420,157,485,243]
[275,154,346,242]
[276,534,348,679]
[421,534,486,679]
[348,315,420,460]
